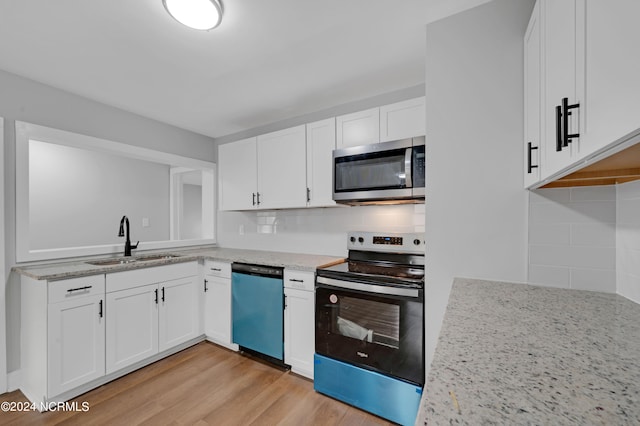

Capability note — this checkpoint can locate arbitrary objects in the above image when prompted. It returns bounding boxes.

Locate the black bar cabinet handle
[562,97,580,147]
[161,287,165,302]
[252,193,256,206]
[204,279,209,292]
[555,105,563,152]
[99,300,103,318]
[306,187,311,202]
[67,285,92,293]
[527,142,539,174]
[154,288,158,304]
[289,278,305,283]
[210,267,222,271]
[256,192,261,205]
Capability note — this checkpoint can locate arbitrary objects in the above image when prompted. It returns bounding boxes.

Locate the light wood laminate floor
[0,342,394,425]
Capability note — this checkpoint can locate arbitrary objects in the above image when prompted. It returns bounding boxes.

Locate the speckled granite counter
[12,246,344,280]
[422,278,640,425]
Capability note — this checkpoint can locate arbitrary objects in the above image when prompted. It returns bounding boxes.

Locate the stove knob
[414,239,421,246]
[358,237,364,244]
[350,236,356,243]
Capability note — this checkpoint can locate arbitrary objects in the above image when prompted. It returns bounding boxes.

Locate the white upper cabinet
[523,0,542,187]
[336,107,380,148]
[306,118,336,207]
[580,0,640,157]
[379,97,426,142]
[218,137,258,210]
[542,0,584,178]
[257,125,308,209]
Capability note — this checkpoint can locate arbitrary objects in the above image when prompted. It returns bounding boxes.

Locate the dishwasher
[231,263,285,363]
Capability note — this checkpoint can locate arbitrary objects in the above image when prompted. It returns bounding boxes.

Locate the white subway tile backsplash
[617,198,640,225]
[617,179,640,200]
[528,264,570,288]
[529,244,615,270]
[528,223,570,245]
[570,186,616,201]
[530,188,570,204]
[571,223,616,247]
[529,200,616,224]
[570,268,616,292]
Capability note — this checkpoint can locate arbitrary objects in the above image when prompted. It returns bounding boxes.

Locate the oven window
[334,296,400,349]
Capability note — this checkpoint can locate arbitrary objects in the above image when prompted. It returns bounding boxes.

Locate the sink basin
[86,258,138,266]
[136,254,181,262]
[86,254,181,267]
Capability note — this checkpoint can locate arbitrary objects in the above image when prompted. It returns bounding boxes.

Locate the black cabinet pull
[306,187,311,202]
[154,288,158,304]
[161,287,165,302]
[256,192,261,205]
[555,105,563,152]
[204,279,209,292]
[562,97,580,147]
[99,300,103,318]
[210,267,222,271]
[527,142,539,174]
[67,285,92,293]
[289,278,304,283]
[252,193,256,206]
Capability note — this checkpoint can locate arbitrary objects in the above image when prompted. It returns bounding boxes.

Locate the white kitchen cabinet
[106,283,158,374]
[218,137,257,211]
[203,260,237,350]
[105,262,199,374]
[158,275,200,352]
[523,0,542,187]
[580,0,640,157]
[306,118,336,207]
[257,125,307,209]
[379,97,425,143]
[283,269,315,379]
[336,107,380,148]
[21,275,106,405]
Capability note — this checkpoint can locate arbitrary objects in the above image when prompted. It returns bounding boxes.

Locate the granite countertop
[422,278,640,425]
[12,246,344,281]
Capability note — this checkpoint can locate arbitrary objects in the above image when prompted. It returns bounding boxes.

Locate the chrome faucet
[118,215,139,256]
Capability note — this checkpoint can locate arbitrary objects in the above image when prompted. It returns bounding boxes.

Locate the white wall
[528,186,616,292]
[424,0,533,372]
[617,180,640,304]
[1,68,215,384]
[218,204,424,257]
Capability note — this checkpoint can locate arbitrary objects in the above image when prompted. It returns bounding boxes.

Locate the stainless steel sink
[86,254,181,266]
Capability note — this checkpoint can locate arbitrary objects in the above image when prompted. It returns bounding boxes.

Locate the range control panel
[348,231,425,254]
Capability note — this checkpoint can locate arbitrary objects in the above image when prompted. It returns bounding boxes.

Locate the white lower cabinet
[283,270,315,379]
[105,262,200,374]
[21,274,106,406]
[203,261,237,350]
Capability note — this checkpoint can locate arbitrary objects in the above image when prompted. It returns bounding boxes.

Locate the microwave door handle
[404,147,413,188]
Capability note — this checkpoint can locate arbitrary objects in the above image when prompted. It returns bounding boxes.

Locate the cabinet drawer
[203,260,231,279]
[106,262,198,293]
[48,275,105,303]
[284,270,315,291]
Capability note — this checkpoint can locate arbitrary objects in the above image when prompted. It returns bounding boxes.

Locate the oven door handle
[316,276,420,298]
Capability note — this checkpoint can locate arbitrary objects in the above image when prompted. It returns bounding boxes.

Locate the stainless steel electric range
[314,231,425,426]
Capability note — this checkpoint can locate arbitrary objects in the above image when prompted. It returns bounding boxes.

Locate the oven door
[315,276,424,386]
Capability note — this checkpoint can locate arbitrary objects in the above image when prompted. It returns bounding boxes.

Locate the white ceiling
[0,0,491,139]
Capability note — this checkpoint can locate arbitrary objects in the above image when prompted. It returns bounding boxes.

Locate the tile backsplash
[217,204,425,257]
[528,186,617,292]
[529,181,640,300]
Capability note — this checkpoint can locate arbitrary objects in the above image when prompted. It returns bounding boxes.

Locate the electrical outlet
[142,217,150,228]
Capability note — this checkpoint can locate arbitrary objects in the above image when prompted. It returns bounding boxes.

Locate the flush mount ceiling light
[162,0,223,31]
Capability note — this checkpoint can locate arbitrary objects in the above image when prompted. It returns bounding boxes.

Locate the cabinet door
[204,274,234,347]
[218,137,257,211]
[581,0,640,157]
[48,294,105,396]
[524,0,542,187]
[336,108,380,148]
[543,0,582,176]
[106,284,158,374]
[256,125,307,209]
[306,118,336,207]
[159,276,200,352]
[284,288,314,379]
[379,97,425,142]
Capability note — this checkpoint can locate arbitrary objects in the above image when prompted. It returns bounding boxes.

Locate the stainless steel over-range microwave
[332,136,425,205]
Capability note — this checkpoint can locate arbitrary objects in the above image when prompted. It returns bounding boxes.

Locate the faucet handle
[132,241,139,250]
